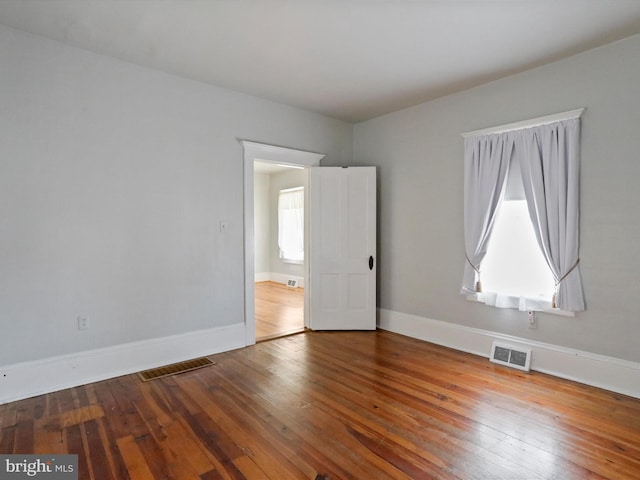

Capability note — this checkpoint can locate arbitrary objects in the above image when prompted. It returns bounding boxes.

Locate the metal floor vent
[138,357,215,382]
[490,341,532,372]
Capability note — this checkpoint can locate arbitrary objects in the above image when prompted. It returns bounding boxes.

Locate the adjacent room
[253,160,306,341]
[1,1,640,479]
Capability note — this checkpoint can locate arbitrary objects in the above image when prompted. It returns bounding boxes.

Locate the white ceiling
[2,1,640,123]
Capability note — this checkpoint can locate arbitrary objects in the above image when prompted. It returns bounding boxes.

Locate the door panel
[309,167,376,330]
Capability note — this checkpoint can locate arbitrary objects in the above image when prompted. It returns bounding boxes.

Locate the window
[476,155,555,310]
[278,187,304,263]
[461,111,585,312]
[479,200,555,309]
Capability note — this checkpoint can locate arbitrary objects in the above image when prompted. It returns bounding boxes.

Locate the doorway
[253,160,306,341]
[241,141,325,346]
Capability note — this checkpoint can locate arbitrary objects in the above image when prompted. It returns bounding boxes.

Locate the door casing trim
[240,140,325,346]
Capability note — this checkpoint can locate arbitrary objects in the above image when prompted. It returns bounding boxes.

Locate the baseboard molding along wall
[378,308,640,399]
[6,311,637,404]
[255,272,271,283]
[255,272,305,288]
[0,323,246,405]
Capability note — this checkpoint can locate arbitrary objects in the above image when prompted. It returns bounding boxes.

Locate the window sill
[465,293,575,317]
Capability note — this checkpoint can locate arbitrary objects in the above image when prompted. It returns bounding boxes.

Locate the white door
[309,166,376,330]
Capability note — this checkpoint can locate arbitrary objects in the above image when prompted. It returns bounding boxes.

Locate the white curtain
[461,133,514,293]
[278,187,304,262]
[517,119,585,311]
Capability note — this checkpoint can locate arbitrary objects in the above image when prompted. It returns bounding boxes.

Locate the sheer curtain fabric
[278,187,305,263]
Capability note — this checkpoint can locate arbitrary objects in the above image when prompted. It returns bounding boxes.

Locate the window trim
[278,186,305,264]
[462,108,585,138]
[461,108,586,313]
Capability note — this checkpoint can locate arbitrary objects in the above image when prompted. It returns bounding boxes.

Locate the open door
[309,166,377,330]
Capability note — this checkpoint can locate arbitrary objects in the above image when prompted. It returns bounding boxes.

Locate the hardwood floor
[255,281,304,342]
[2,330,640,479]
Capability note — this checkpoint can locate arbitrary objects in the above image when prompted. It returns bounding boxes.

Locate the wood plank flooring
[255,281,304,342]
[2,330,640,479]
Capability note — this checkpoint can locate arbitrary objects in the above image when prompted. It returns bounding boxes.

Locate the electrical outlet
[77,316,89,330]
[527,311,537,329]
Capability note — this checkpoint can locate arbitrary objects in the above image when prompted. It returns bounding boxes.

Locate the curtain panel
[517,118,585,311]
[461,133,513,294]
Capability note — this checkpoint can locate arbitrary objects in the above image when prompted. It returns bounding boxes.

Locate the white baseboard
[255,272,271,283]
[0,323,246,405]
[257,272,305,288]
[271,273,304,288]
[378,308,640,399]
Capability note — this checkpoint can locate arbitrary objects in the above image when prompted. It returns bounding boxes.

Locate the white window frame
[278,186,305,264]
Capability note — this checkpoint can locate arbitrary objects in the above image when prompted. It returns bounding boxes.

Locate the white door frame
[240,140,325,346]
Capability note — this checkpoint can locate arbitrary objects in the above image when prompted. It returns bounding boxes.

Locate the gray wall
[0,25,352,365]
[254,172,271,277]
[341,34,640,363]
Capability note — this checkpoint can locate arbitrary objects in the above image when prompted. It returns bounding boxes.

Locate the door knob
[369,256,374,270]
